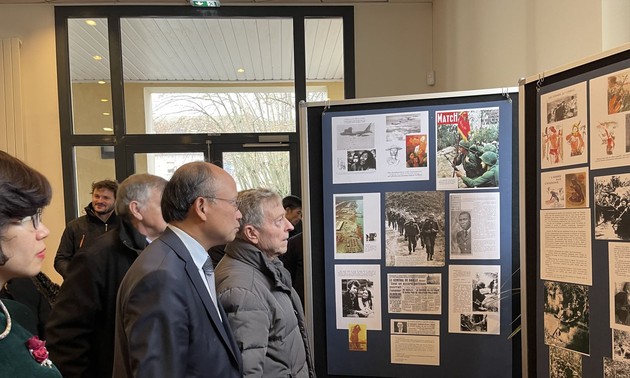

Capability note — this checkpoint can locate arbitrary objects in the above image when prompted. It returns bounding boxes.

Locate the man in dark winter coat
[46,174,167,378]
[215,188,315,378]
[54,179,119,278]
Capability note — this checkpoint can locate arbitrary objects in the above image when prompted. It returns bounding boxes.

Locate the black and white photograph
[384,191,445,267]
[549,346,582,378]
[546,95,578,124]
[613,329,630,361]
[472,273,499,312]
[594,173,630,240]
[460,314,487,332]
[613,282,630,327]
[393,321,408,334]
[346,149,377,172]
[543,281,590,355]
[335,265,382,330]
[451,210,472,255]
[604,357,630,378]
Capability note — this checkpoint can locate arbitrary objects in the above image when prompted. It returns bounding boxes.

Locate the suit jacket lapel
[160,229,241,366]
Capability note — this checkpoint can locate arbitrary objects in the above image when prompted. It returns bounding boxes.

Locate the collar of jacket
[225,239,292,292]
[84,202,119,225]
[119,216,149,254]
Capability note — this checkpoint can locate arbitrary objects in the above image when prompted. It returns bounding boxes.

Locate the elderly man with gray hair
[215,188,314,378]
[47,173,168,378]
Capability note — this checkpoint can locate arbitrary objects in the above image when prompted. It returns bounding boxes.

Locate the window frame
[55,5,355,221]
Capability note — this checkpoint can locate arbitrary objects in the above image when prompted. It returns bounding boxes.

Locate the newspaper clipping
[540,82,588,170]
[387,273,441,315]
[448,265,500,335]
[589,67,630,170]
[335,264,382,330]
[333,193,381,260]
[540,208,593,286]
[449,192,500,260]
[390,319,440,366]
[435,107,500,190]
[609,242,630,331]
[331,111,430,184]
[541,168,589,210]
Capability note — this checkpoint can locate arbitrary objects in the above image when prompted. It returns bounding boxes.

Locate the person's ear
[193,197,210,220]
[129,201,142,221]
[243,224,259,244]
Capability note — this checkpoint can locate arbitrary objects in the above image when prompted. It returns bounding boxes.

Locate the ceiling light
[237,68,245,73]
[85,20,97,26]
[98,80,106,84]
[100,98,109,102]
[93,55,103,61]
[102,112,111,116]
[103,127,113,132]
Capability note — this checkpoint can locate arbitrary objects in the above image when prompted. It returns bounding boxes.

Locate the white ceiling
[68,16,344,82]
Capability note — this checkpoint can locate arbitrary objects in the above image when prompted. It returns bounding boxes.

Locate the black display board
[303,89,520,377]
[522,45,630,377]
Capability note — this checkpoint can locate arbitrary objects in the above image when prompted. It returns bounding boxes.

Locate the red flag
[457,111,470,141]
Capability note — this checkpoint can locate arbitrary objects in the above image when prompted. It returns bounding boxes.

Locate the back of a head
[92,179,119,198]
[237,188,281,239]
[116,173,168,217]
[282,195,302,210]
[161,161,216,223]
[0,151,52,231]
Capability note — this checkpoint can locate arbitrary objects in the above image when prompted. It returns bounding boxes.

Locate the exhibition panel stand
[299,88,520,377]
[521,43,630,377]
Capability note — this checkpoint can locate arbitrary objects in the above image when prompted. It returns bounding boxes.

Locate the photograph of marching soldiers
[435,108,500,190]
[384,191,445,267]
[594,173,630,240]
[543,281,590,356]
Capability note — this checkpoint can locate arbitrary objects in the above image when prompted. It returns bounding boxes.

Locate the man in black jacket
[46,174,167,378]
[54,179,119,278]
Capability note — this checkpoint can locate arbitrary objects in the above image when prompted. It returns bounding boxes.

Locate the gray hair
[115,174,167,217]
[235,188,281,239]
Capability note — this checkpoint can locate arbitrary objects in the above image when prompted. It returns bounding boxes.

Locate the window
[56,6,354,221]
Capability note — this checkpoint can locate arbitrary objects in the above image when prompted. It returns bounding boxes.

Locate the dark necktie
[202,256,222,321]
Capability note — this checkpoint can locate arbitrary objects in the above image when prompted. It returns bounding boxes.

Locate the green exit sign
[190,0,221,7]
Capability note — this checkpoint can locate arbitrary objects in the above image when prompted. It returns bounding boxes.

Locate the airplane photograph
[340,124,373,137]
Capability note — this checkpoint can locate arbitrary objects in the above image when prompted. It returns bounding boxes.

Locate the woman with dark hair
[0,151,61,377]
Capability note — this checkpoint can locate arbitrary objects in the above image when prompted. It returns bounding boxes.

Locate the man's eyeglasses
[204,197,240,211]
[17,208,43,229]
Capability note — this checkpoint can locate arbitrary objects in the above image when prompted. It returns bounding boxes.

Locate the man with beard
[54,179,119,278]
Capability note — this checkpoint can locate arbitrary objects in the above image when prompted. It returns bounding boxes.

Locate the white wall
[354,3,433,98]
[0,4,63,282]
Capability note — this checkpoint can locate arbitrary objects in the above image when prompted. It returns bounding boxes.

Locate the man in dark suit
[113,162,243,378]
